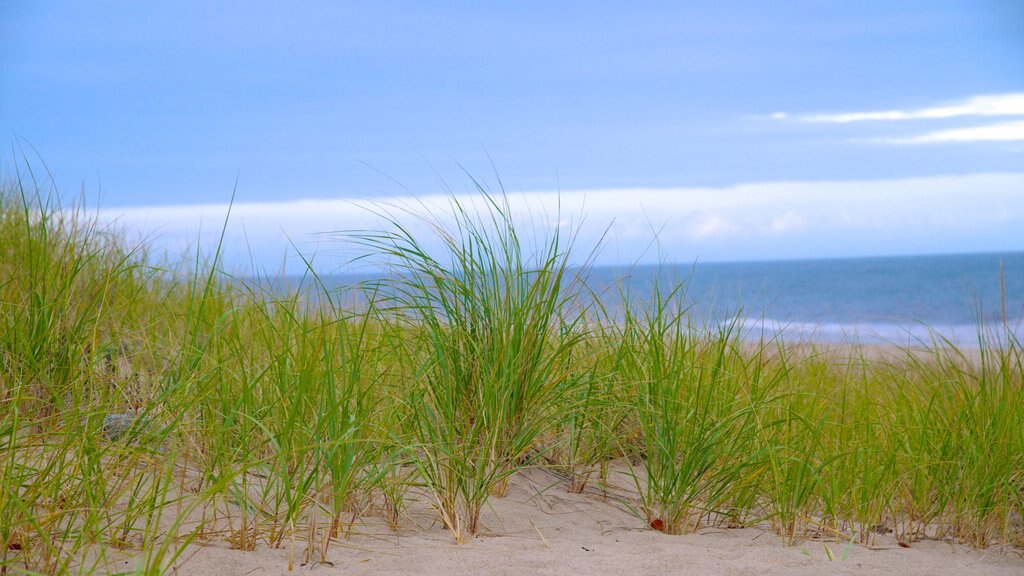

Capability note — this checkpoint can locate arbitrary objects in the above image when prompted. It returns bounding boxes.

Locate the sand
[113,464,1022,576]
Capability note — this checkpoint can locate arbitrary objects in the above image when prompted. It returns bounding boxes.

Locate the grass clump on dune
[0,172,1022,574]
[615,281,765,535]
[347,188,587,543]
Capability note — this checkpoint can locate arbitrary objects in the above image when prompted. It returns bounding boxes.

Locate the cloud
[793,93,1024,123]
[688,214,736,238]
[766,211,805,234]
[772,94,1024,146]
[872,120,1024,144]
[97,173,1024,271]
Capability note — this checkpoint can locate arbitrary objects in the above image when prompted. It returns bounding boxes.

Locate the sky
[1,1,1023,272]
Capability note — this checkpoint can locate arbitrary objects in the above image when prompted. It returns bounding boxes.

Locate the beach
[130,465,1023,576]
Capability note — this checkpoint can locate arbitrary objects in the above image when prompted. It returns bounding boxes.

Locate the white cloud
[766,211,805,234]
[98,173,1024,271]
[873,120,1024,144]
[795,93,1024,123]
[689,214,736,238]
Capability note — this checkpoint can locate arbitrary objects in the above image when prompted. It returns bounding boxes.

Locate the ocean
[309,251,1022,347]
[582,251,1023,346]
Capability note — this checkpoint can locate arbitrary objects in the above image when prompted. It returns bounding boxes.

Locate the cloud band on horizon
[97,172,1024,274]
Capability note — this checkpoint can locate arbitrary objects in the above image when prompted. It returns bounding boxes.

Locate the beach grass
[1,175,1021,573]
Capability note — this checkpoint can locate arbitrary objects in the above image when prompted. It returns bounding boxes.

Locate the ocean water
[310,251,1022,347]
[583,251,1023,346]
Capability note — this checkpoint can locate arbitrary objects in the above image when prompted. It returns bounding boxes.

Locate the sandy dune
[118,464,1024,576]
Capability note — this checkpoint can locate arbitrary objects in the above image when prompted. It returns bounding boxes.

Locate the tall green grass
[346,190,587,542]
[615,281,763,534]
[0,173,1021,574]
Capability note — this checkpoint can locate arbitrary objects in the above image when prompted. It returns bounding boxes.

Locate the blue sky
[2,1,1022,271]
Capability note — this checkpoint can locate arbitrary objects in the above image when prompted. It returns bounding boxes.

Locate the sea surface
[306,251,1022,347]
[581,251,1023,346]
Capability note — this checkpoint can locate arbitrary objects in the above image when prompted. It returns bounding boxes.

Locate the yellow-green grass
[1,176,1021,574]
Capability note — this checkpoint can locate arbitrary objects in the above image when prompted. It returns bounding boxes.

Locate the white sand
[116,465,1022,576]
